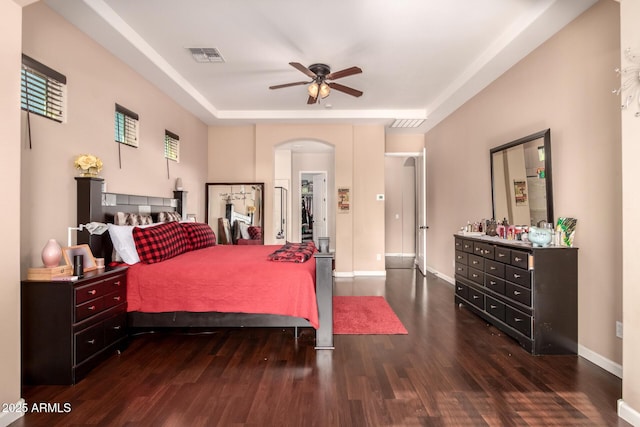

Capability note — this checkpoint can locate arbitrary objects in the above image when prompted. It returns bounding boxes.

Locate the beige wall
[386,133,424,153]
[620,0,640,421]
[385,156,416,255]
[209,124,386,274]
[20,3,208,271]
[0,0,23,424]
[425,0,622,369]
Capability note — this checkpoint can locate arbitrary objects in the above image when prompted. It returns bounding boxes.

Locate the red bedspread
[126,245,319,328]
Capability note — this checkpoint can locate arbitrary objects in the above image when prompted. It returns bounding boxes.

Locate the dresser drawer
[455,251,468,265]
[468,287,485,310]
[102,274,126,294]
[486,296,505,321]
[485,275,505,295]
[506,282,531,307]
[75,281,107,305]
[506,306,532,338]
[505,265,531,288]
[461,239,474,254]
[455,238,464,251]
[103,288,126,310]
[480,243,495,260]
[485,259,505,278]
[455,263,467,278]
[104,311,127,346]
[76,297,105,322]
[494,246,511,263]
[455,282,469,300]
[468,267,484,285]
[511,249,529,269]
[468,254,484,270]
[75,323,105,364]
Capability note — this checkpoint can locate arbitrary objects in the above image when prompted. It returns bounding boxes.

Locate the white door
[312,173,327,243]
[416,148,428,275]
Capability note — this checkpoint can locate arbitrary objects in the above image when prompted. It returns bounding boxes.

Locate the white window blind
[21,54,66,123]
[164,130,180,162]
[114,104,139,147]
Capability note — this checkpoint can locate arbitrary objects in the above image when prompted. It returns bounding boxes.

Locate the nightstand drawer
[75,281,107,304]
[104,311,127,346]
[103,288,126,310]
[75,323,105,364]
[76,297,105,322]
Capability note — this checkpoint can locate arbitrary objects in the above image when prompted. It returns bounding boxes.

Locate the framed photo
[62,244,97,272]
[338,187,350,213]
[513,179,528,206]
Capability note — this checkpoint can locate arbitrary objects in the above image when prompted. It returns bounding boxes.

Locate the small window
[21,54,67,123]
[164,130,180,162]
[114,104,139,147]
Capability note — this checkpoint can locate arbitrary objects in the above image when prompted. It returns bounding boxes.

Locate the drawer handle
[513,291,521,296]
[457,255,462,259]
[514,317,524,322]
[490,304,497,309]
[472,295,480,299]
[457,267,462,271]
[457,287,463,291]
[514,257,522,262]
[490,281,496,285]
[472,261,479,265]
[113,296,121,301]
[513,274,521,279]
[498,253,505,258]
[113,326,121,330]
[114,281,121,286]
[490,266,496,270]
[472,274,479,278]
[483,249,490,254]
[87,289,97,295]
[87,339,96,345]
[87,305,96,311]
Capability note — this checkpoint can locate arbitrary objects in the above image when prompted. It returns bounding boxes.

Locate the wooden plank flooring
[15,261,629,426]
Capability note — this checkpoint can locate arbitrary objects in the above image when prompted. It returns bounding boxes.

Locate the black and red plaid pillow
[268,241,317,263]
[248,226,262,240]
[132,221,192,264]
[180,222,217,249]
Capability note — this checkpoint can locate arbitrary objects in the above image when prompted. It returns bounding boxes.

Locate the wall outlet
[616,321,623,338]
[376,254,382,261]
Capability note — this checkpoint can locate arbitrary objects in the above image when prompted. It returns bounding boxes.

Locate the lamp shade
[319,82,330,98]
[308,83,319,98]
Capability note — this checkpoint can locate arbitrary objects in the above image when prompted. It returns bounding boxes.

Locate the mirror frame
[490,129,553,225]
[205,182,265,244]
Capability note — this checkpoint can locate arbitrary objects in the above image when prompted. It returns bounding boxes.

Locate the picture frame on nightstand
[62,244,97,272]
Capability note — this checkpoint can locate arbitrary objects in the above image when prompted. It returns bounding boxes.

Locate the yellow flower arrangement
[74,154,103,177]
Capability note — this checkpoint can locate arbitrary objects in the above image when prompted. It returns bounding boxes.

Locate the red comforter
[126,244,319,328]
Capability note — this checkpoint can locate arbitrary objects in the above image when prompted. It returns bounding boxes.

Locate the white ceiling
[44,0,597,133]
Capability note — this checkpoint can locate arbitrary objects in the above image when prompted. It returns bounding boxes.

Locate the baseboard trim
[385,252,416,257]
[618,399,640,426]
[578,344,622,378]
[334,271,354,278]
[426,266,454,285]
[353,271,387,277]
[0,398,25,427]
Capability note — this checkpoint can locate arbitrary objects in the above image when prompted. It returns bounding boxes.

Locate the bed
[76,180,334,349]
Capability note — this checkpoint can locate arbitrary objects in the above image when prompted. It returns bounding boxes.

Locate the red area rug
[333,296,408,335]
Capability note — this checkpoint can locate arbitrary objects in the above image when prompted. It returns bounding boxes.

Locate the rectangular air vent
[187,47,224,63]
[390,119,425,128]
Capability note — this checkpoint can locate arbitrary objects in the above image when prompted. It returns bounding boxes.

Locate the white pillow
[107,224,140,265]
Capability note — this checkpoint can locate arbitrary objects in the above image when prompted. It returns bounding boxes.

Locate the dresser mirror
[490,129,553,226]
[205,183,264,244]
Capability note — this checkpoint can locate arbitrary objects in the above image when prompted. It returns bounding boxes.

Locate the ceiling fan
[269,62,363,104]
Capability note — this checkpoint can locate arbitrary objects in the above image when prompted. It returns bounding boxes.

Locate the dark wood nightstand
[21,266,128,385]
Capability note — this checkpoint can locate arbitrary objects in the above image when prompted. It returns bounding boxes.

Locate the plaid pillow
[248,226,262,240]
[132,222,192,264]
[180,222,216,249]
[268,241,317,263]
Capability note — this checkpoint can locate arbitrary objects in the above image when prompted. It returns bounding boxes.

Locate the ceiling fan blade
[290,62,317,79]
[326,66,362,80]
[307,94,318,104]
[269,81,310,90]
[328,82,363,97]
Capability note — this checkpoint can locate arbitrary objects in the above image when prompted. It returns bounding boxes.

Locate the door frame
[299,170,328,246]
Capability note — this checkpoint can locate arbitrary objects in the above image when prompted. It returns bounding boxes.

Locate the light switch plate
[376,194,385,201]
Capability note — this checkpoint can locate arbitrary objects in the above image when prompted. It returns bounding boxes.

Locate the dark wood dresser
[454,234,578,355]
[21,266,128,384]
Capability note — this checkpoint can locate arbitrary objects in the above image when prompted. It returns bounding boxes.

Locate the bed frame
[75,177,334,349]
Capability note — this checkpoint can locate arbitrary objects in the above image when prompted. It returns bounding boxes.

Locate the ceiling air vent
[187,47,225,63]
[390,119,425,128]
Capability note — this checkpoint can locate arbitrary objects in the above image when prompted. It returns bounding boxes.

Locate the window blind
[21,54,66,123]
[164,130,180,162]
[114,104,139,147]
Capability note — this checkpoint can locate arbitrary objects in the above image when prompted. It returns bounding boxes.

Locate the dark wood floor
[15,259,629,426]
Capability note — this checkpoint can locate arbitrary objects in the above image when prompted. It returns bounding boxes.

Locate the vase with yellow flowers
[74,154,103,177]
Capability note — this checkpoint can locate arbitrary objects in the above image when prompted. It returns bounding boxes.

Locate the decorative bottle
[41,239,62,268]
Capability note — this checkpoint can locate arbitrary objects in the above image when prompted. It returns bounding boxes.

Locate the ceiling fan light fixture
[308,82,319,98]
[319,82,330,98]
